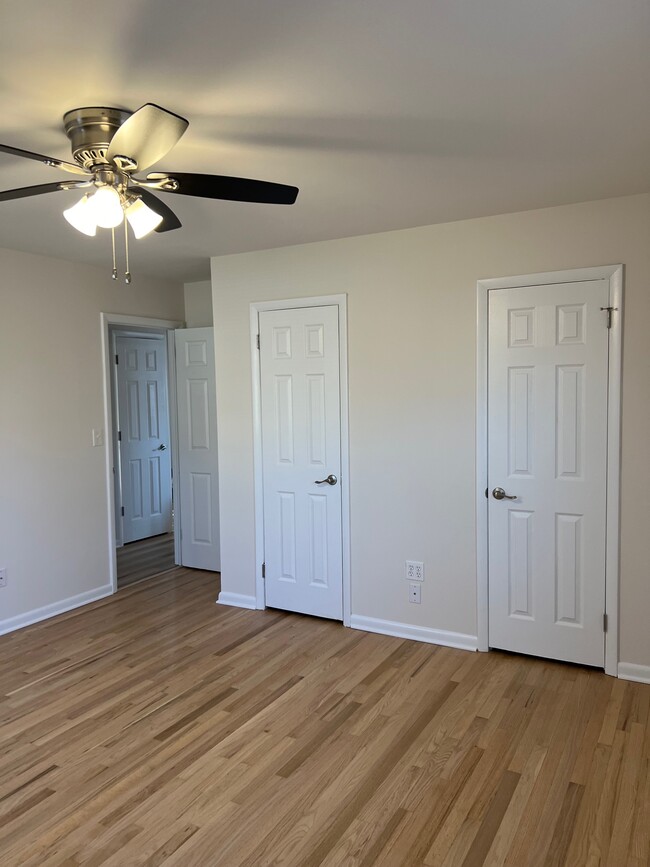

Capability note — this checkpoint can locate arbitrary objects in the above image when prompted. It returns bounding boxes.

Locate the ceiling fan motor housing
[63,107,132,169]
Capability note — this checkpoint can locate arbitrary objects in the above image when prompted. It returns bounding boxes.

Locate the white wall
[183,280,213,327]
[0,248,184,629]
[211,193,650,670]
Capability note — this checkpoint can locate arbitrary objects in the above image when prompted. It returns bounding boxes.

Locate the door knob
[492,487,517,500]
[315,474,338,486]
[153,443,167,451]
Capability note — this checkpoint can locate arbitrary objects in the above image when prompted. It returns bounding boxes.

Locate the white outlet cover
[0,568,7,587]
[405,560,424,581]
[409,582,421,603]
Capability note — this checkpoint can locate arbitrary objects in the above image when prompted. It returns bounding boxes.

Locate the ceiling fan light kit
[0,103,299,281]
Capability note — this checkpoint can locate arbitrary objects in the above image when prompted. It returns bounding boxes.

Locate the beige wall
[0,248,184,628]
[211,193,650,669]
[184,280,213,327]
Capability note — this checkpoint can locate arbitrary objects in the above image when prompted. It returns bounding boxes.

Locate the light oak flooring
[116,533,175,588]
[0,568,648,866]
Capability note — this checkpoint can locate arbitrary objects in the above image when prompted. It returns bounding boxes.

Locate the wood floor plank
[1,567,649,866]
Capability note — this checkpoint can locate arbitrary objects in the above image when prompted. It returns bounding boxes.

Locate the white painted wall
[0,248,184,630]
[183,280,213,327]
[211,193,650,670]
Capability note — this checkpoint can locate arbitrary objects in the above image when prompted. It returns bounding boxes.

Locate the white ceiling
[1,0,648,283]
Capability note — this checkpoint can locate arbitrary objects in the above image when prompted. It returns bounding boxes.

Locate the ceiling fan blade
[147,172,299,205]
[0,180,90,202]
[0,143,89,176]
[135,188,182,232]
[106,104,189,172]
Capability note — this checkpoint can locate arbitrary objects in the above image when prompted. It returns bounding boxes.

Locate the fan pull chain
[124,218,131,284]
[111,227,117,280]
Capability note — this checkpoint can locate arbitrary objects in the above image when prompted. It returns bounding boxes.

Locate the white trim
[604,267,623,677]
[618,663,650,684]
[249,294,351,625]
[216,592,257,610]
[0,584,113,636]
[167,330,182,568]
[100,313,184,594]
[475,265,623,675]
[476,284,489,652]
[350,615,478,652]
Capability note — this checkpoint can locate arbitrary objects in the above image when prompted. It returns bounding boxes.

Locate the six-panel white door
[488,280,609,666]
[175,327,220,571]
[116,336,173,543]
[260,306,343,620]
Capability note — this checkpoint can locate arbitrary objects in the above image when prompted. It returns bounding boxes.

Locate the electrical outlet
[0,568,7,588]
[409,582,421,604]
[405,560,424,581]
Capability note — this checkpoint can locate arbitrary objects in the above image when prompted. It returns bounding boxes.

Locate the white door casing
[115,336,173,543]
[485,276,616,668]
[175,327,220,571]
[259,305,343,620]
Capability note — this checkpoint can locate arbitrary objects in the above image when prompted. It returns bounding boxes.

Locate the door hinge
[262,562,266,578]
[600,307,617,329]
[256,334,260,350]
[117,430,122,442]
[115,353,119,364]
[121,506,125,517]
[603,612,608,632]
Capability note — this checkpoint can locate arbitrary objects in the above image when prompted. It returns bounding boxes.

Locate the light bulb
[125,198,163,239]
[90,186,124,229]
[63,195,97,236]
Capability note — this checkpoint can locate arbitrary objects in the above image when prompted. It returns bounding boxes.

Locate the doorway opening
[110,326,176,588]
[101,313,184,593]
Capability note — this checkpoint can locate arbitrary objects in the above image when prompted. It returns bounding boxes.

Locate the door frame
[476,265,623,677]
[101,312,184,593]
[250,295,351,625]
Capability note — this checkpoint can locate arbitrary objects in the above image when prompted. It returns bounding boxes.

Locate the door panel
[488,280,609,666]
[175,327,220,570]
[116,336,172,543]
[260,306,343,620]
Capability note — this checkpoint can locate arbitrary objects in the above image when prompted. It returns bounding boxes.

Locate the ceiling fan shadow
[186,113,548,160]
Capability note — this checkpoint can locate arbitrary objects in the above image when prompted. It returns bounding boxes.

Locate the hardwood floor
[0,569,648,866]
[116,534,176,588]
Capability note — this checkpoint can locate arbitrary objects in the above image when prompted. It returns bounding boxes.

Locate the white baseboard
[618,662,650,684]
[216,591,257,610]
[0,584,113,637]
[350,614,478,652]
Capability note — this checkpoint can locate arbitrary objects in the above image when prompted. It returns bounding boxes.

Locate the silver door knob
[315,474,338,486]
[492,487,517,500]
[152,443,167,451]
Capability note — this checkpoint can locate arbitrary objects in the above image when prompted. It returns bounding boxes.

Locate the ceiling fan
[0,103,299,280]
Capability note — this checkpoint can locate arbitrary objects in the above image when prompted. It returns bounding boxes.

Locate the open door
[175,327,220,571]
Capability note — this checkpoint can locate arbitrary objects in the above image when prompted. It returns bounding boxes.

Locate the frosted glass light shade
[63,195,97,236]
[90,186,124,228]
[125,198,163,238]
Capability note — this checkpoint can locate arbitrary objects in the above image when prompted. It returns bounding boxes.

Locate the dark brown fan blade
[0,144,89,176]
[0,181,90,202]
[135,188,182,232]
[147,172,299,205]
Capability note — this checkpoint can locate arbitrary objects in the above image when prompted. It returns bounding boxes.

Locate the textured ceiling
[0,0,648,282]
